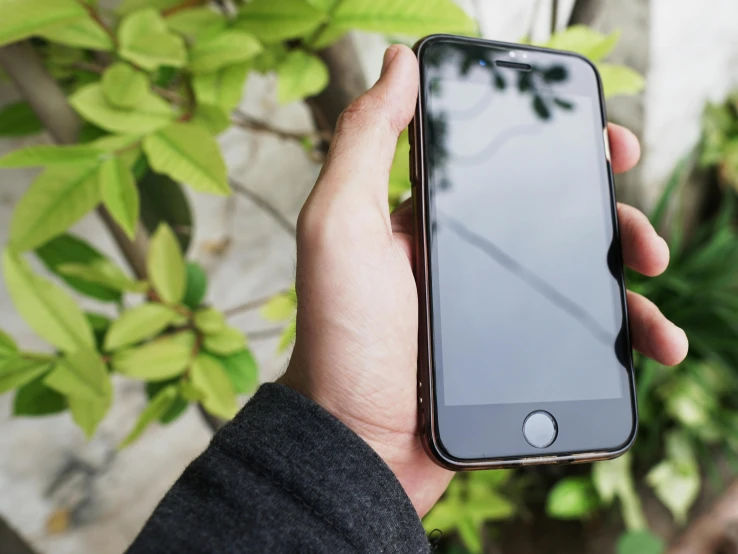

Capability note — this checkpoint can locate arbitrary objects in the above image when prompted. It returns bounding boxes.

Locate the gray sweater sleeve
[125,383,431,553]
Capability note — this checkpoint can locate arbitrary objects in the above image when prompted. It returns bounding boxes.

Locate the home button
[523,411,557,448]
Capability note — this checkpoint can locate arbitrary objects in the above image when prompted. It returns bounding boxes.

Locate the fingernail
[381,45,400,76]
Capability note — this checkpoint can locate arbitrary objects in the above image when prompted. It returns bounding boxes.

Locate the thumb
[312,44,419,207]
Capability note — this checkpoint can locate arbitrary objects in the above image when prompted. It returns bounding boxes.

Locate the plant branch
[0,41,149,278]
[162,0,206,16]
[230,179,297,237]
[77,0,117,47]
[246,326,284,340]
[232,110,331,144]
[223,288,291,318]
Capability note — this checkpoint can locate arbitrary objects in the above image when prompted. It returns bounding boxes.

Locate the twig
[232,110,331,143]
[76,0,117,48]
[162,0,206,17]
[223,288,292,318]
[247,326,285,340]
[230,179,297,237]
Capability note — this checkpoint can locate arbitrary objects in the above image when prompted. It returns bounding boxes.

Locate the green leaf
[35,240,112,299]
[86,312,111,348]
[597,63,645,98]
[0,329,19,360]
[9,164,100,251]
[456,517,483,554]
[143,122,230,195]
[194,307,226,334]
[0,144,101,168]
[0,102,43,137]
[70,83,174,134]
[3,250,95,352]
[389,129,410,204]
[191,353,237,419]
[277,319,296,353]
[36,234,121,302]
[646,434,700,524]
[68,393,110,438]
[219,349,258,394]
[165,7,226,37]
[0,0,87,47]
[251,44,288,73]
[192,104,231,135]
[118,8,187,71]
[99,156,139,239]
[146,380,188,423]
[546,476,599,519]
[189,30,263,74]
[112,335,192,380]
[327,0,476,37]
[0,358,52,393]
[13,375,67,416]
[276,51,329,104]
[307,0,338,11]
[192,63,250,112]
[116,0,181,14]
[235,0,325,43]
[57,260,147,293]
[101,63,149,110]
[38,17,114,51]
[104,303,181,351]
[183,262,207,309]
[616,531,665,554]
[545,26,620,62]
[137,169,193,253]
[120,385,178,447]
[44,348,110,401]
[92,133,142,152]
[261,292,296,322]
[592,453,647,530]
[310,25,347,50]
[147,223,186,303]
[203,326,246,356]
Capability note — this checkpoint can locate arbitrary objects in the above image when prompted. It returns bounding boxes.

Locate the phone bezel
[410,34,638,470]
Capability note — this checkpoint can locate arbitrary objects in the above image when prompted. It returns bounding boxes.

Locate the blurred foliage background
[0,0,734,553]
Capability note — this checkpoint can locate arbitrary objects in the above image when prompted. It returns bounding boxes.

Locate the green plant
[0,0,478,442]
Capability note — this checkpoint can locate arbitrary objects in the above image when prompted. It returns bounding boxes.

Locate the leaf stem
[76,0,118,48]
[229,179,297,237]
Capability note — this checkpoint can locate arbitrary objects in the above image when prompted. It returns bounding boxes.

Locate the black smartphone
[410,35,637,469]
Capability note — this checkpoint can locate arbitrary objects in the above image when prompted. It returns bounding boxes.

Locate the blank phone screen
[423,42,626,408]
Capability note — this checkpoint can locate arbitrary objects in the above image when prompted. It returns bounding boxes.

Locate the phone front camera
[479,59,487,66]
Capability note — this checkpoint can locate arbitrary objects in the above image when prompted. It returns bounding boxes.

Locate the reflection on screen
[425,47,624,407]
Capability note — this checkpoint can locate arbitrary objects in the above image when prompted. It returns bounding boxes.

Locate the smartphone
[410,35,637,469]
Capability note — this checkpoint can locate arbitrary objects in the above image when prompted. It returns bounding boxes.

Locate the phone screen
[422,42,628,410]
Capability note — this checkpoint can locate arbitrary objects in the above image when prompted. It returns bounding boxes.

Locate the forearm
[126,383,431,554]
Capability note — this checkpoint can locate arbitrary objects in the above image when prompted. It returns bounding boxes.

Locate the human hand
[279,44,689,517]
